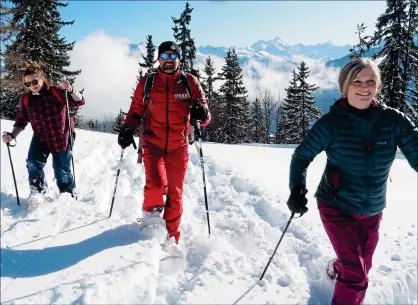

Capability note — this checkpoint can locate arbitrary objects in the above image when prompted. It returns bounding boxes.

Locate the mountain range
[128,37,366,113]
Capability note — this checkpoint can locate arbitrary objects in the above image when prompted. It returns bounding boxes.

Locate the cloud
[69,31,140,119]
[69,31,341,119]
[195,53,340,103]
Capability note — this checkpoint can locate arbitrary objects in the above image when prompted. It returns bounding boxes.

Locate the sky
[52,1,389,119]
[58,1,388,48]
[1,119,417,304]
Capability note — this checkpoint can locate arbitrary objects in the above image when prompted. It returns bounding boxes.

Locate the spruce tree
[217,47,250,144]
[280,70,301,143]
[275,102,287,144]
[349,23,371,59]
[372,0,418,113]
[6,0,80,83]
[130,35,155,102]
[113,109,126,133]
[297,61,322,139]
[172,2,199,78]
[201,56,220,142]
[87,118,100,131]
[249,98,267,143]
[139,35,156,75]
[2,0,81,123]
[201,56,217,103]
[0,2,22,119]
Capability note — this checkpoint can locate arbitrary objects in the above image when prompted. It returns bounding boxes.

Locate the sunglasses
[24,79,39,87]
[160,53,178,60]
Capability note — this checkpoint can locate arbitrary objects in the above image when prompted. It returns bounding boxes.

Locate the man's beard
[162,62,177,74]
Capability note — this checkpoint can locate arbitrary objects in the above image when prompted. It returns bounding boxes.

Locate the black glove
[118,126,135,149]
[287,186,308,215]
[190,102,208,126]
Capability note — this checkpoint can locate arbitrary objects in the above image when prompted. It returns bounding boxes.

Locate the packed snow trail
[1,120,416,304]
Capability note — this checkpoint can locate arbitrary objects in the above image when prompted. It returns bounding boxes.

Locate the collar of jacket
[330,97,386,122]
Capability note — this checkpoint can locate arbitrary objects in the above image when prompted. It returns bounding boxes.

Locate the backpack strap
[180,72,192,100]
[143,72,156,106]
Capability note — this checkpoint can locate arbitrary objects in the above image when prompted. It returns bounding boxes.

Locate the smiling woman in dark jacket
[287,58,418,305]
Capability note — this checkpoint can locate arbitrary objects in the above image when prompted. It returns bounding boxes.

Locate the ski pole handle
[2,131,16,147]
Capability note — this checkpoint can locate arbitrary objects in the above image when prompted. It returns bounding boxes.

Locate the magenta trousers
[318,200,382,305]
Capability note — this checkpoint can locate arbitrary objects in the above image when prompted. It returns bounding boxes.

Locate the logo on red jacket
[174,93,190,99]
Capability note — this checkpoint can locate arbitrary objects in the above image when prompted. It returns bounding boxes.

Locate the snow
[1,119,417,304]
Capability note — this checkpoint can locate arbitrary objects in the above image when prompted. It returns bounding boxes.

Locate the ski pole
[109,134,137,218]
[109,148,125,218]
[194,121,211,235]
[3,132,20,206]
[259,213,295,280]
[63,79,77,200]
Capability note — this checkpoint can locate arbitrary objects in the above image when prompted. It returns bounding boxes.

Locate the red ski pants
[318,200,382,305]
[142,143,188,242]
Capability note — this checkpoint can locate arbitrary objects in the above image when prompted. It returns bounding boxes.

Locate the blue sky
[59,1,387,47]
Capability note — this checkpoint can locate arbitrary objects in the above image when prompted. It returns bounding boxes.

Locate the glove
[118,126,135,149]
[190,102,208,126]
[287,186,308,215]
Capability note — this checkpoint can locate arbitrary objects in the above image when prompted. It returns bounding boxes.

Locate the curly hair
[23,60,49,84]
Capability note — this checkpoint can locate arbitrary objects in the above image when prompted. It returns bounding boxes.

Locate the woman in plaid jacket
[2,61,85,201]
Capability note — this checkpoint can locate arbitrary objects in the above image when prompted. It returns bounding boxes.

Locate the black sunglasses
[160,53,178,60]
[24,79,39,87]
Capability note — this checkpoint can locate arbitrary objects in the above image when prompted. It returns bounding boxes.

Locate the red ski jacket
[125,68,211,152]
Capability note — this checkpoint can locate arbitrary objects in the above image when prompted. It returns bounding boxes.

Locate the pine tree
[372,0,418,113]
[172,2,199,78]
[139,35,157,75]
[217,47,250,144]
[0,2,21,120]
[130,35,155,102]
[297,61,322,139]
[280,63,321,144]
[201,56,221,142]
[113,109,126,133]
[6,0,80,83]
[280,70,301,143]
[403,0,418,124]
[275,101,287,144]
[201,56,217,103]
[2,0,81,121]
[249,98,267,143]
[87,118,100,131]
[349,23,371,59]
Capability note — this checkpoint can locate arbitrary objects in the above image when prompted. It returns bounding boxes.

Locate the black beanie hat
[158,41,181,59]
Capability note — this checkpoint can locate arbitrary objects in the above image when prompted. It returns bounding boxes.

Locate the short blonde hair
[338,58,381,97]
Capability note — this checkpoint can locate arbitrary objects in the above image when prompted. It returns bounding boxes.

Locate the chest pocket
[369,123,396,156]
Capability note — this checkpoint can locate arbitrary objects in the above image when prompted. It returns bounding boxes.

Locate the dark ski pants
[318,200,382,305]
[142,143,188,242]
[26,135,74,194]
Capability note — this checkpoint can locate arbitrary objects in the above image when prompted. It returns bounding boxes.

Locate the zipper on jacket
[164,77,169,154]
[364,123,373,201]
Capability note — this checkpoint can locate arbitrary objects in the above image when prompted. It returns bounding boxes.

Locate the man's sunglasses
[160,53,178,60]
[24,79,39,87]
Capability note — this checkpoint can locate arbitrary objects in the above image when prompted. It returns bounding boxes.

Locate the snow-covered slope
[1,120,416,304]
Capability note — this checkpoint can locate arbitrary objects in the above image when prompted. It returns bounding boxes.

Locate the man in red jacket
[118,41,211,243]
